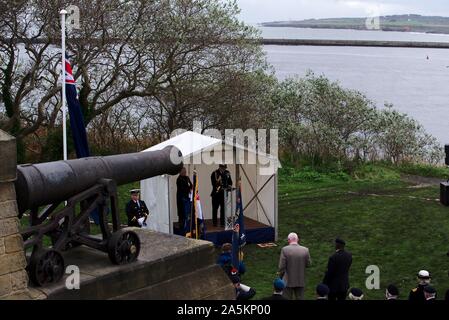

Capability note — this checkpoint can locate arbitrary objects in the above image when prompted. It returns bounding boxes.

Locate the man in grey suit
[278,232,312,300]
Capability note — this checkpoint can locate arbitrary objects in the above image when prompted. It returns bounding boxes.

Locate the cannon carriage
[15,146,183,286]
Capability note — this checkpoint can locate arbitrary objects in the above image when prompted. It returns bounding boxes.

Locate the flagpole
[60,9,67,161]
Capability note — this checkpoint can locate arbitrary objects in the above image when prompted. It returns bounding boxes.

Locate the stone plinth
[0,130,29,299]
[32,229,235,300]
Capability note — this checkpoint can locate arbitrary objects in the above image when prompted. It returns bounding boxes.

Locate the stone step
[113,264,234,300]
[31,229,234,300]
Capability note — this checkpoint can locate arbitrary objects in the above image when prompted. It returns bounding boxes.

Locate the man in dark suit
[316,283,330,301]
[323,238,352,301]
[423,286,437,302]
[230,274,256,301]
[261,278,289,300]
[126,189,149,228]
[176,167,192,234]
[210,164,232,227]
[348,287,364,300]
[385,284,399,300]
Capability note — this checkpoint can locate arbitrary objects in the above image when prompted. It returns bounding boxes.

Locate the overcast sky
[236,0,449,23]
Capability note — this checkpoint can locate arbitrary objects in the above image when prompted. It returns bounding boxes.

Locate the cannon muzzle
[15,146,183,213]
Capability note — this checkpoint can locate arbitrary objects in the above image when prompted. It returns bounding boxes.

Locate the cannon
[15,146,183,286]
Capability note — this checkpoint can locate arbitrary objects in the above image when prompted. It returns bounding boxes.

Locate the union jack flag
[64,55,90,158]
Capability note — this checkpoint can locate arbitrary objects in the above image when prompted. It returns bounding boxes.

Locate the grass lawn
[240,169,449,300]
[19,164,449,300]
[90,181,140,235]
[70,166,449,300]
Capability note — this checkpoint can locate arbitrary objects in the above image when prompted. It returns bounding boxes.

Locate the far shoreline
[258,38,449,49]
[257,24,449,37]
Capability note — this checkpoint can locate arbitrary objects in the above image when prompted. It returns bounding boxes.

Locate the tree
[0,0,272,161]
[272,73,442,167]
[0,0,62,161]
[375,105,442,164]
[136,0,272,138]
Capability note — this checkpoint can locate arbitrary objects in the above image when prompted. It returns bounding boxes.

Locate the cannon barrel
[15,146,183,214]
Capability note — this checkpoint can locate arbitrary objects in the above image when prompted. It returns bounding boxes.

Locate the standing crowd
[124,166,448,301]
[218,232,449,301]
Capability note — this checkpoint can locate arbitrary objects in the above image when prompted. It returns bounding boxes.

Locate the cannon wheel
[107,229,140,265]
[28,249,65,286]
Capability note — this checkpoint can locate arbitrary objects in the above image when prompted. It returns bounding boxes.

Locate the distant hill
[261,14,449,34]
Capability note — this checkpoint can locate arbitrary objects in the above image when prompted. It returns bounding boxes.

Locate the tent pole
[168,175,172,234]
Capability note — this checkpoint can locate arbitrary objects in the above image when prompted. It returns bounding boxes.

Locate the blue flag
[232,228,240,269]
[236,184,246,244]
[65,56,97,223]
[65,56,90,158]
[232,182,246,270]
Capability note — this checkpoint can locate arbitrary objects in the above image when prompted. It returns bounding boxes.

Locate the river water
[259,27,449,144]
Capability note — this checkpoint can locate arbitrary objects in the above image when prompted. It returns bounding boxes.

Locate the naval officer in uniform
[126,189,149,228]
[409,270,432,302]
[210,164,232,227]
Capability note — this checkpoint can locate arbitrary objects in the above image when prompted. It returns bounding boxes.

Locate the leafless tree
[1,0,272,161]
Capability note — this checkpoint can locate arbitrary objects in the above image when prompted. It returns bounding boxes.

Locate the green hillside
[240,165,449,300]
[262,14,449,34]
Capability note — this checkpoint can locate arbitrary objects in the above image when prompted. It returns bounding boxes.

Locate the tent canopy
[145,131,221,157]
[140,131,279,242]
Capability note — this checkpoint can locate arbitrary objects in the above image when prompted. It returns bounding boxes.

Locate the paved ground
[28,228,234,300]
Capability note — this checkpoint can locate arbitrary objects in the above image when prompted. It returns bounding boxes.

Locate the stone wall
[0,130,29,299]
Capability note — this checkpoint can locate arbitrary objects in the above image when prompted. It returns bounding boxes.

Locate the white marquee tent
[140,131,280,244]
